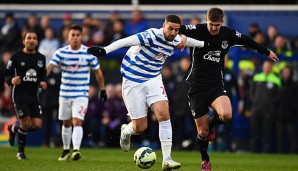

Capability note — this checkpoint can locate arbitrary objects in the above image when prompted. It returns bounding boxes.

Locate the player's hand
[11,76,21,85]
[268,50,279,62]
[40,81,47,90]
[87,46,106,57]
[99,90,107,102]
[176,34,187,51]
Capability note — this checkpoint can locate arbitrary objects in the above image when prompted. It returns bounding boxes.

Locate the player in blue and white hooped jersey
[47,25,107,161]
[87,15,208,170]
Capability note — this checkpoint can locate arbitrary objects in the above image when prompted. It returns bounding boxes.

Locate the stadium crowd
[0,10,298,154]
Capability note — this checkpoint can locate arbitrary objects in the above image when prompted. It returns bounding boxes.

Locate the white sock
[122,122,138,136]
[159,119,172,161]
[62,125,72,150]
[72,126,83,151]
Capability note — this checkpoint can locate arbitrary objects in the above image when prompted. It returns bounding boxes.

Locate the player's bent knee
[134,124,147,134]
[198,128,209,138]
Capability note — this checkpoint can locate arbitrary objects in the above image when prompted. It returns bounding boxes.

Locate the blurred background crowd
[0,5,298,154]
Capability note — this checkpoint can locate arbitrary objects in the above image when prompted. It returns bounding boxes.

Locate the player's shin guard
[18,128,28,153]
[196,134,209,162]
[159,119,172,161]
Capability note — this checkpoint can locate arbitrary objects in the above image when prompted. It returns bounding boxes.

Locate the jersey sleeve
[104,34,142,54]
[50,49,61,66]
[4,54,16,86]
[179,24,199,37]
[90,55,100,70]
[186,37,205,48]
[229,29,270,56]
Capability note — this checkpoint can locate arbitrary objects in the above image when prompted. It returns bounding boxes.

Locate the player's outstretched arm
[267,50,279,62]
[87,35,141,57]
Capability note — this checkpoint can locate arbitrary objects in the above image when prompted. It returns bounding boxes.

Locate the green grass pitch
[0,146,297,171]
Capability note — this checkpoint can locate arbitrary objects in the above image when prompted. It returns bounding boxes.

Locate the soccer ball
[134,147,156,169]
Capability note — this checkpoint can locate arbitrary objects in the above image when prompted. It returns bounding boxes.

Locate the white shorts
[58,97,89,121]
[122,75,168,119]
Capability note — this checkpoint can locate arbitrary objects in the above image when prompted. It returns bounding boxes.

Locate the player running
[179,7,278,171]
[87,14,212,170]
[47,25,107,161]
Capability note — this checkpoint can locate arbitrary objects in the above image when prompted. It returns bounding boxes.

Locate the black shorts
[14,103,43,119]
[188,86,228,118]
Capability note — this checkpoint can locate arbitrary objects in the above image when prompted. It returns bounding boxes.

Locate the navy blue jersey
[179,24,270,93]
[5,50,46,103]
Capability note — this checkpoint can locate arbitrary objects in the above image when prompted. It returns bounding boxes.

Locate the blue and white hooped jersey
[50,45,99,99]
[121,28,181,83]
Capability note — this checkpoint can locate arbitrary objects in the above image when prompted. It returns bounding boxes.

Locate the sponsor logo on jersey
[221,41,228,49]
[203,51,221,63]
[155,52,168,61]
[23,68,37,82]
[67,65,82,72]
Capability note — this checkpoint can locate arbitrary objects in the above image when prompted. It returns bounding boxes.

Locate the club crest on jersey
[37,60,43,68]
[221,41,228,49]
[21,62,25,66]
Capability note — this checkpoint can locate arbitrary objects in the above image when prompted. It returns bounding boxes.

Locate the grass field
[0,146,298,171]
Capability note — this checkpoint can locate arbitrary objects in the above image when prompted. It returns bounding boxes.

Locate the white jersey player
[47,25,106,161]
[87,15,208,170]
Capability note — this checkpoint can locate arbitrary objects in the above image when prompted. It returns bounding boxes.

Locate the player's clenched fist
[87,46,106,57]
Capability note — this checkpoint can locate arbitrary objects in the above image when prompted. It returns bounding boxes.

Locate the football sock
[209,112,225,128]
[123,122,138,135]
[72,126,83,151]
[62,125,72,150]
[18,128,28,153]
[159,119,172,161]
[196,134,209,162]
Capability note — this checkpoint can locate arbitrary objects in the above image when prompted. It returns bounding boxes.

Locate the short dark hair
[165,15,182,24]
[69,24,82,32]
[23,30,37,40]
[207,7,224,22]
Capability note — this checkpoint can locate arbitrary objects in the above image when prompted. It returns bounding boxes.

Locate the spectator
[104,11,126,44]
[23,13,43,41]
[124,9,147,36]
[172,57,196,150]
[189,15,201,25]
[40,15,51,36]
[0,51,12,94]
[250,60,281,153]
[0,13,21,53]
[38,27,59,65]
[58,13,73,44]
[276,66,298,153]
[272,35,293,57]
[248,22,261,38]
[266,25,278,49]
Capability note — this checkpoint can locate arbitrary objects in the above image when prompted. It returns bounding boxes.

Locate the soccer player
[87,14,211,170]
[5,30,47,160]
[178,7,278,171]
[47,25,107,161]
